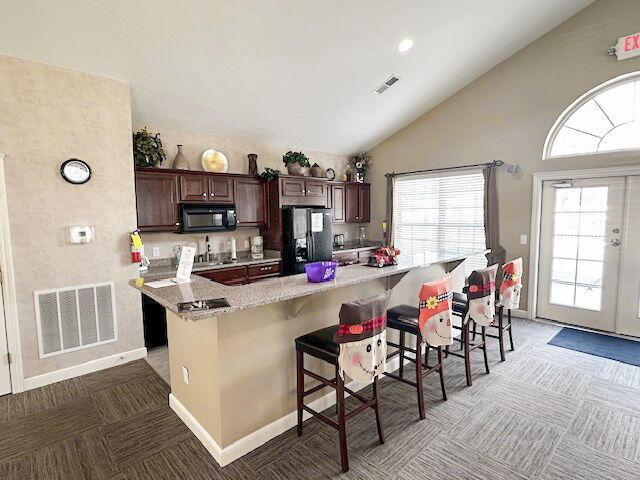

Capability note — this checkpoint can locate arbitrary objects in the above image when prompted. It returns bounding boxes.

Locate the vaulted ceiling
[1,0,594,154]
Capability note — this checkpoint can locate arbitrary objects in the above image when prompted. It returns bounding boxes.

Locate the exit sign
[614,32,640,61]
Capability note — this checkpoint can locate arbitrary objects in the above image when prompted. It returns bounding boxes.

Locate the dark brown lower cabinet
[196,262,281,285]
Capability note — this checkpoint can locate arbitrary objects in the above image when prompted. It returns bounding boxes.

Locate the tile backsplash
[142,223,362,262]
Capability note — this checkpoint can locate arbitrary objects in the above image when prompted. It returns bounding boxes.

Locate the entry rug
[548,328,640,367]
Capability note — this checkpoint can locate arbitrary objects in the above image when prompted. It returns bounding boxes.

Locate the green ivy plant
[260,167,280,181]
[133,127,166,167]
[282,151,310,167]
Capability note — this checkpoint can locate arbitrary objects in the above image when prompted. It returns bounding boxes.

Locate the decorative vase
[310,163,324,178]
[172,145,190,170]
[247,153,258,175]
[287,163,304,176]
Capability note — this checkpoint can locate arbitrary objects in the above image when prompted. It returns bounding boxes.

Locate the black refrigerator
[282,207,333,275]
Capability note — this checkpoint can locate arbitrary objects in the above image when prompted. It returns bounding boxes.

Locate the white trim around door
[528,165,640,323]
[0,154,23,393]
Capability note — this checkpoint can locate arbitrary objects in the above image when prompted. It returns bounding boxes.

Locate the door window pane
[552,258,577,282]
[550,282,575,306]
[575,286,602,311]
[576,260,603,286]
[553,235,578,259]
[577,236,605,261]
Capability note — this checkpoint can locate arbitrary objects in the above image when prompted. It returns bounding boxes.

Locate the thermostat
[68,225,94,244]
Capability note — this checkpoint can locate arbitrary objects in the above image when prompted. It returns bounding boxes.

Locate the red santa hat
[418,276,453,333]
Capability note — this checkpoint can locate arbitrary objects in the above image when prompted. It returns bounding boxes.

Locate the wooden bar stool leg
[508,309,515,351]
[399,330,405,379]
[464,320,472,386]
[336,374,349,472]
[437,346,447,401]
[335,363,339,415]
[472,321,477,342]
[498,306,506,362]
[296,350,304,437]
[482,326,490,374]
[415,333,426,420]
[373,376,385,444]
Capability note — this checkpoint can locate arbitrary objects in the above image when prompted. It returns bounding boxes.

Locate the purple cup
[305,261,338,283]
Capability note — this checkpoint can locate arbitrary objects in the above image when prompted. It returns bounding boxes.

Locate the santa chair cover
[418,276,454,347]
[467,264,499,327]
[334,291,391,384]
[499,258,523,310]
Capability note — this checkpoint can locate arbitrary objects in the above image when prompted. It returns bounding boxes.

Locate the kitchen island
[130,249,487,466]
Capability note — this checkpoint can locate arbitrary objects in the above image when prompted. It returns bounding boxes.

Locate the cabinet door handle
[210,193,215,196]
[175,222,180,226]
[203,193,207,197]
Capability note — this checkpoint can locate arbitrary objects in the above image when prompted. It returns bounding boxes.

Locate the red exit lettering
[624,34,640,52]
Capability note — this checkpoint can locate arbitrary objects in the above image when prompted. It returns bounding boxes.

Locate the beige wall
[0,56,143,378]
[133,123,359,259]
[367,0,640,310]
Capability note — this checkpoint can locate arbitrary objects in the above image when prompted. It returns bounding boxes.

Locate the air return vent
[373,75,400,94]
[34,282,117,358]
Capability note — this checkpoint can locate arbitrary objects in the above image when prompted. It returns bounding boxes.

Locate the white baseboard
[22,347,147,391]
[511,309,529,319]
[169,355,404,468]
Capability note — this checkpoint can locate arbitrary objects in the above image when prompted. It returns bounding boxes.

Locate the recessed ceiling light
[398,38,413,53]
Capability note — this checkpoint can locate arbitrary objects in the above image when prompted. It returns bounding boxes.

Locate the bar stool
[447,265,498,386]
[385,276,451,420]
[472,258,522,360]
[295,291,390,473]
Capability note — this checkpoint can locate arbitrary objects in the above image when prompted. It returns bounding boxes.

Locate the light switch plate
[152,247,160,257]
[520,234,528,245]
[182,366,190,385]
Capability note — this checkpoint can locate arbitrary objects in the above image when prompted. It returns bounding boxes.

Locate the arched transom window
[544,72,640,159]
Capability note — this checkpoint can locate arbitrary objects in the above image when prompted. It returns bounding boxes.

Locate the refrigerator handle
[307,230,314,262]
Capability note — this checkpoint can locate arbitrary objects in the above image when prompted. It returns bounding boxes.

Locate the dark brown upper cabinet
[345,183,370,224]
[180,173,234,204]
[278,176,328,207]
[209,176,234,203]
[330,184,346,223]
[234,177,267,228]
[179,174,209,202]
[135,171,180,232]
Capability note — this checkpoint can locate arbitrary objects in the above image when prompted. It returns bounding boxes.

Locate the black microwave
[180,205,237,233]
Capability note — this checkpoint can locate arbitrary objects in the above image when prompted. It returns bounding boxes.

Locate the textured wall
[133,123,360,259]
[0,56,143,378]
[367,0,640,310]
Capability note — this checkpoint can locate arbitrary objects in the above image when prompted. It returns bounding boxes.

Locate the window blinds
[393,171,487,276]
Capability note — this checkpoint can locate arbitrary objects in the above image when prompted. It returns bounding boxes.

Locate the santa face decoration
[418,277,453,347]
[467,264,498,327]
[334,291,391,384]
[500,258,523,309]
[338,331,387,384]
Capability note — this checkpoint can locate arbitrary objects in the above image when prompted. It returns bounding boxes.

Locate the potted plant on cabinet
[282,151,310,176]
[133,127,166,167]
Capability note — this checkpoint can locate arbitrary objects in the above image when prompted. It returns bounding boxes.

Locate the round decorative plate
[60,159,91,184]
[325,168,336,180]
[201,149,229,173]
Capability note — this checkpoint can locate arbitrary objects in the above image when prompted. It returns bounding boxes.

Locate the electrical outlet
[182,366,190,385]
[152,247,160,257]
[244,240,250,249]
[520,235,528,245]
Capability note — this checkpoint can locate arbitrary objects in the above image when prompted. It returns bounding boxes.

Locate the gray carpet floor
[1,318,640,479]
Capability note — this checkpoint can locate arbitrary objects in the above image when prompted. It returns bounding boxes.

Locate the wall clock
[60,159,91,184]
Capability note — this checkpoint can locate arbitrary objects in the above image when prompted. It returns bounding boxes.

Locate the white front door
[0,279,11,395]
[617,176,640,337]
[537,177,625,332]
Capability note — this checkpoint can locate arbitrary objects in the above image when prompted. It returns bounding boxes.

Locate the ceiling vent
[373,75,400,94]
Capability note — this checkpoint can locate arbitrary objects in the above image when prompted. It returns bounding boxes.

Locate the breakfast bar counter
[130,249,486,466]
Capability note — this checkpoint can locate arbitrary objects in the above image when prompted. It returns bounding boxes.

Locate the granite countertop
[142,250,282,280]
[332,240,381,254]
[130,249,488,320]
